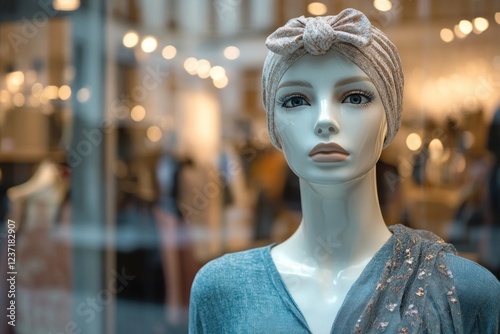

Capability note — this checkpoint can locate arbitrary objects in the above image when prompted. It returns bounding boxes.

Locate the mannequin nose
[315,123,337,135]
[314,101,339,135]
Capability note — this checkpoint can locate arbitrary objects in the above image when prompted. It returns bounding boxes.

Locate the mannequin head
[262,8,404,151]
[275,50,387,184]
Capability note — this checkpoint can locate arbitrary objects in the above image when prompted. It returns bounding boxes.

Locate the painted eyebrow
[277,76,373,90]
[334,76,372,88]
[277,80,313,90]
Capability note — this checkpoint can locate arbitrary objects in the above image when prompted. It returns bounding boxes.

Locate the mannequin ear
[274,131,284,151]
[272,115,285,149]
[381,118,388,146]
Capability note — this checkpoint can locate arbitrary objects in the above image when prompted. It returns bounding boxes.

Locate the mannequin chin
[275,50,387,187]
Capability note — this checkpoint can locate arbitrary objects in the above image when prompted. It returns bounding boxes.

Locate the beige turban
[262,8,404,149]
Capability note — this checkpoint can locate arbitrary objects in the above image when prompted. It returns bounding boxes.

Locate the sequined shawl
[354,224,463,333]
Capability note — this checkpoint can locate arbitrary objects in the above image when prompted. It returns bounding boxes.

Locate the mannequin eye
[341,91,374,105]
[280,95,310,109]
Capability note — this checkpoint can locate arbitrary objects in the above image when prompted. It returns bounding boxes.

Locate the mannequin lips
[309,142,350,162]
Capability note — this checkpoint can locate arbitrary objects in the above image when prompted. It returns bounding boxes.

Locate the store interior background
[0,0,499,333]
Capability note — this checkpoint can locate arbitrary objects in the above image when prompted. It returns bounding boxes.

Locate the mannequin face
[274,50,387,185]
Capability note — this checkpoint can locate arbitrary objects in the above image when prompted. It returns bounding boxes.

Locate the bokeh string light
[223,46,240,60]
[162,45,177,59]
[120,30,233,89]
[473,17,489,33]
[141,36,158,53]
[440,28,454,43]
[123,31,139,48]
[307,2,328,16]
[373,0,392,12]
[458,20,473,35]
[441,15,494,42]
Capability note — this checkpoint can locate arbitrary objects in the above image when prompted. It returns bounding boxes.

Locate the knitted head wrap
[262,8,404,149]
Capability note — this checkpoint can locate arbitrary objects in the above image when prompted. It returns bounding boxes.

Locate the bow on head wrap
[262,8,404,149]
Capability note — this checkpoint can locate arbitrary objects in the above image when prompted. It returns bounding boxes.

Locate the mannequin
[269,49,391,333]
[7,160,68,228]
[4,159,72,333]
[189,9,500,334]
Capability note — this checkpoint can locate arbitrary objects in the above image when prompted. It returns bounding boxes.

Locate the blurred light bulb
[123,31,139,48]
[429,138,444,160]
[131,105,146,122]
[31,82,43,96]
[6,71,24,92]
[373,0,392,12]
[58,85,71,100]
[77,87,91,103]
[184,57,199,75]
[141,36,157,53]
[42,85,59,100]
[53,0,80,11]
[196,59,211,78]
[162,45,177,59]
[209,66,226,80]
[454,25,467,39]
[213,75,228,89]
[224,46,240,60]
[406,133,422,151]
[440,28,454,42]
[473,17,489,33]
[458,20,473,35]
[495,12,500,24]
[307,2,327,15]
[147,126,162,142]
[13,93,25,107]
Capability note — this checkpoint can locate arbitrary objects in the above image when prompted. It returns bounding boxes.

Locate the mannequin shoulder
[445,253,500,298]
[190,246,270,299]
[444,253,500,329]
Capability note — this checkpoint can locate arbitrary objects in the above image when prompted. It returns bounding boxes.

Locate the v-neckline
[262,234,395,333]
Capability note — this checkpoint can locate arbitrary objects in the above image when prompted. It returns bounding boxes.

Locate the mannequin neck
[288,167,391,271]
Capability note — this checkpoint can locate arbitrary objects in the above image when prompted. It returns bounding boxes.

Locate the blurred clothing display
[482,107,500,276]
[487,107,500,226]
[1,161,71,334]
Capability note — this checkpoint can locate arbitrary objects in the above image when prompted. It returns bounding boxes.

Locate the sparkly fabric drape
[354,224,463,334]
